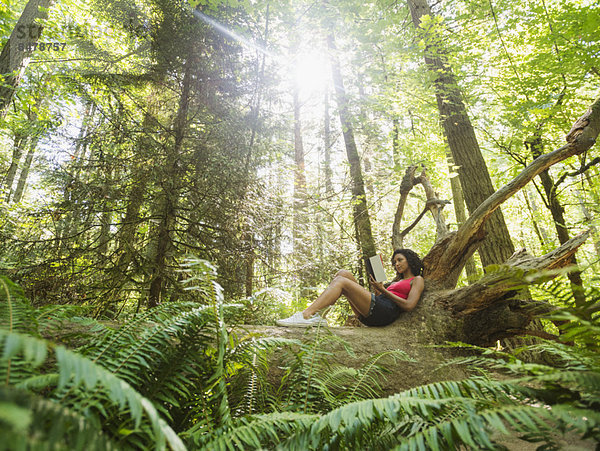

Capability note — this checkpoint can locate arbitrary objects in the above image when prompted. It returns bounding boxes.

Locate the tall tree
[292,46,307,253]
[407,0,515,268]
[0,0,53,117]
[327,32,376,267]
[323,90,333,196]
[2,130,27,200]
[147,57,192,308]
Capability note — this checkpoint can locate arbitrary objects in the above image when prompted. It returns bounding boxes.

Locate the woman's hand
[369,275,385,295]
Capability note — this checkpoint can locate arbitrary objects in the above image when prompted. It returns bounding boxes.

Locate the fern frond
[0,330,186,451]
[185,411,318,450]
[348,349,413,402]
[0,275,38,335]
[225,332,303,416]
[0,386,117,450]
[281,395,448,449]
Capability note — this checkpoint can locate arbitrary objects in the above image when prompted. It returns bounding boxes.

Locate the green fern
[183,411,318,450]
[224,332,302,416]
[0,275,38,335]
[0,329,186,450]
[198,284,600,450]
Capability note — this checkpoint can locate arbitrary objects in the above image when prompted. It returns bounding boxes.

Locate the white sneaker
[276,311,328,327]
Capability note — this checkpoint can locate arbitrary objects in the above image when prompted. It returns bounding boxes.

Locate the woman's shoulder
[412,275,424,284]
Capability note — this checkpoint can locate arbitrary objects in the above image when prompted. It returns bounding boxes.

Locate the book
[366,254,387,282]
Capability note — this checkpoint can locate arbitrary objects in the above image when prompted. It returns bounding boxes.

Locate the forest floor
[492,432,595,450]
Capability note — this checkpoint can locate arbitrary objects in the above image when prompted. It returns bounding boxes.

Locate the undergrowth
[1,267,599,450]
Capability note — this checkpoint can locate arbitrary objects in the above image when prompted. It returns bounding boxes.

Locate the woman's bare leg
[303,270,372,319]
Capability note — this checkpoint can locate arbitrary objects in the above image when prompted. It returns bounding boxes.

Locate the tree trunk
[93,109,154,317]
[56,103,96,253]
[274,97,600,354]
[576,189,600,257]
[407,0,515,268]
[526,135,586,307]
[292,79,307,248]
[72,102,96,171]
[242,6,270,298]
[323,90,333,196]
[446,149,478,280]
[147,60,192,308]
[392,117,400,167]
[327,33,376,263]
[0,0,53,117]
[423,95,600,290]
[392,165,449,250]
[9,95,44,203]
[11,135,39,203]
[97,166,114,261]
[3,131,26,201]
[522,187,552,250]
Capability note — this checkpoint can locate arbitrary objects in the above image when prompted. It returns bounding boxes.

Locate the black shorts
[358,294,402,327]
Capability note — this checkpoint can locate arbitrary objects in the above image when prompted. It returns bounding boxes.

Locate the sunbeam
[191,9,276,59]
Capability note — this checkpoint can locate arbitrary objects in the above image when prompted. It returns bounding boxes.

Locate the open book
[366,254,387,282]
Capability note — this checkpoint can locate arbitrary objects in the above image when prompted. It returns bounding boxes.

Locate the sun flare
[294,50,330,96]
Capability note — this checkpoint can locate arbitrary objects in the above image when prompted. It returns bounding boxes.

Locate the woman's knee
[334,269,354,280]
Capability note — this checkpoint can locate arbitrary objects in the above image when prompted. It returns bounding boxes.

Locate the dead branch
[392,165,450,248]
[392,166,419,249]
[435,230,590,314]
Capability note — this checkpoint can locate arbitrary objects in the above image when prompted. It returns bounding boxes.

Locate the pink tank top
[387,277,415,299]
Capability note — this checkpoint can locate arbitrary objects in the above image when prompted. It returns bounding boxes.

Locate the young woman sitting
[277,249,425,327]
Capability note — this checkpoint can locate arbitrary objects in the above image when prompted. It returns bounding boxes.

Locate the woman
[276,249,425,327]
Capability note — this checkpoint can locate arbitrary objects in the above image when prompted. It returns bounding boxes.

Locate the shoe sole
[276,321,328,327]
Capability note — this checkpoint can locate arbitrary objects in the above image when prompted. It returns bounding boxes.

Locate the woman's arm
[369,275,424,311]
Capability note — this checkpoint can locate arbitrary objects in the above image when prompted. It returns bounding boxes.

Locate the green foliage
[2,0,600,448]
[3,267,600,450]
[274,329,412,413]
[0,275,37,335]
[0,261,222,449]
[275,306,600,449]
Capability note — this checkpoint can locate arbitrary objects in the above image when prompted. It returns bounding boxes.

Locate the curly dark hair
[390,248,423,279]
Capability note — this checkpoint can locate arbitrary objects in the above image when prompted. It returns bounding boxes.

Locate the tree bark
[522,187,552,250]
[436,231,589,315]
[392,165,449,249]
[446,149,478,280]
[242,5,270,298]
[0,0,53,117]
[392,166,418,249]
[407,0,515,268]
[323,90,333,196]
[11,135,39,203]
[327,33,376,263]
[292,77,307,248]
